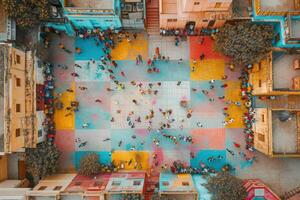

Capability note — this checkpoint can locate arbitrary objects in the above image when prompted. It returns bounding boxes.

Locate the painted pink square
[55,130,75,152]
[190,128,226,151]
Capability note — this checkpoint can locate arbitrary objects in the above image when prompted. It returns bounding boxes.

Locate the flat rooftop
[65,0,114,9]
[291,18,300,38]
[272,111,299,154]
[260,0,298,12]
[272,53,300,90]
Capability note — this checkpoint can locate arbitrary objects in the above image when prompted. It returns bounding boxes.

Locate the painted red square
[190,128,226,151]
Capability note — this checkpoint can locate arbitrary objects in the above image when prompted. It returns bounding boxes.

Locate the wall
[159,0,231,29]
[9,47,27,152]
[253,108,272,156]
[0,155,8,182]
[249,54,272,95]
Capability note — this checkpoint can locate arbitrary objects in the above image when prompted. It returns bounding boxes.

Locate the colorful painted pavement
[49,33,254,174]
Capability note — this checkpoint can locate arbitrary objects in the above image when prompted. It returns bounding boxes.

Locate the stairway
[282,186,300,200]
[144,171,159,200]
[146,0,160,35]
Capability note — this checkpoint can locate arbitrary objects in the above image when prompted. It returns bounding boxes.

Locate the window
[53,186,62,191]
[133,180,141,186]
[38,186,47,190]
[15,128,21,137]
[38,130,43,137]
[167,19,177,22]
[16,104,21,112]
[16,55,21,64]
[182,182,189,186]
[94,181,103,187]
[194,1,200,5]
[75,182,81,186]
[112,181,121,186]
[261,114,265,122]
[16,78,21,87]
[162,181,169,186]
[258,80,262,87]
[258,133,265,142]
[202,19,209,22]
[215,2,222,8]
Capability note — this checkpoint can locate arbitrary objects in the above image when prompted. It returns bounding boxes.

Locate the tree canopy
[204,172,247,200]
[78,153,102,176]
[2,0,52,29]
[214,21,274,66]
[25,142,60,181]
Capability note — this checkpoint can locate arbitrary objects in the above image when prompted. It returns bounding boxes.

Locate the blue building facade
[60,0,122,30]
[45,0,122,36]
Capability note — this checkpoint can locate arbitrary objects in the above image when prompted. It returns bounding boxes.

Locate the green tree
[204,172,247,200]
[214,21,274,66]
[78,153,101,176]
[2,0,52,29]
[25,142,61,181]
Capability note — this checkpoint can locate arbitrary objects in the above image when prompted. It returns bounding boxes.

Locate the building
[120,0,145,29]
[159,173,198,200]
[252,0,300,48]
[26,174,76,200]
[0,154,31,200]
[61,173,110,200]
[0,2,16,42]
[249,51,300,95]
[0,44,45,154]
[59,0,122,30]
[252,108,300,157]
[244,179,280,200]
[159,0,232,30]
[104,172,145,199]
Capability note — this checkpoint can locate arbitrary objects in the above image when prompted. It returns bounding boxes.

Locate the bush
[25,142,60,182]
[78,153,101,176]
[215,21,274,66]
[2,0,52,29]
[204,172,247,200]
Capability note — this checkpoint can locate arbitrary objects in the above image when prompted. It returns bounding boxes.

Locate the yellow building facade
[2,44,38,153]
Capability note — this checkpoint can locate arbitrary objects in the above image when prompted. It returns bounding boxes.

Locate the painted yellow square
[224,80,246,128]
[111,34,148,60]
[54,82,75,130]
[225,104,246,128]
[224,81,242,101]
[111,151,149,170]
[190,59,225,81]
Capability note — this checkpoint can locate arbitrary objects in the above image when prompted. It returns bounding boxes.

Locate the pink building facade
[159,0,232,29]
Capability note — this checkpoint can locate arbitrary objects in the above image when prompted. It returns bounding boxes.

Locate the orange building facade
[159,0,232,29]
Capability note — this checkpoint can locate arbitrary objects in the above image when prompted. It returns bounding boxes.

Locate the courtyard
[45,31,300,195]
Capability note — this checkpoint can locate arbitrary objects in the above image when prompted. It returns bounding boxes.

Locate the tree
[78,153,101,176]
[204,172,247,200]
[214,21,274,66]
[25,142,61,182]
[2,0,52,29]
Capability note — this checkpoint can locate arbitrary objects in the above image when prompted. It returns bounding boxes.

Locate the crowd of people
[41,26,256,176]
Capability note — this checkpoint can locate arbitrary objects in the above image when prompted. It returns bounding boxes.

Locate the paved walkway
[46,32,300,196]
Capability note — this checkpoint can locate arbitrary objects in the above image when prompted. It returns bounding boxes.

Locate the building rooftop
[272,110,300,154]
[272,53,300,91]
[63,174,110,194]
[260,0,298,12]
[105,172,145,193]
[159,173,196,193]
[65,0,114,9]
[290,18,300,39]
